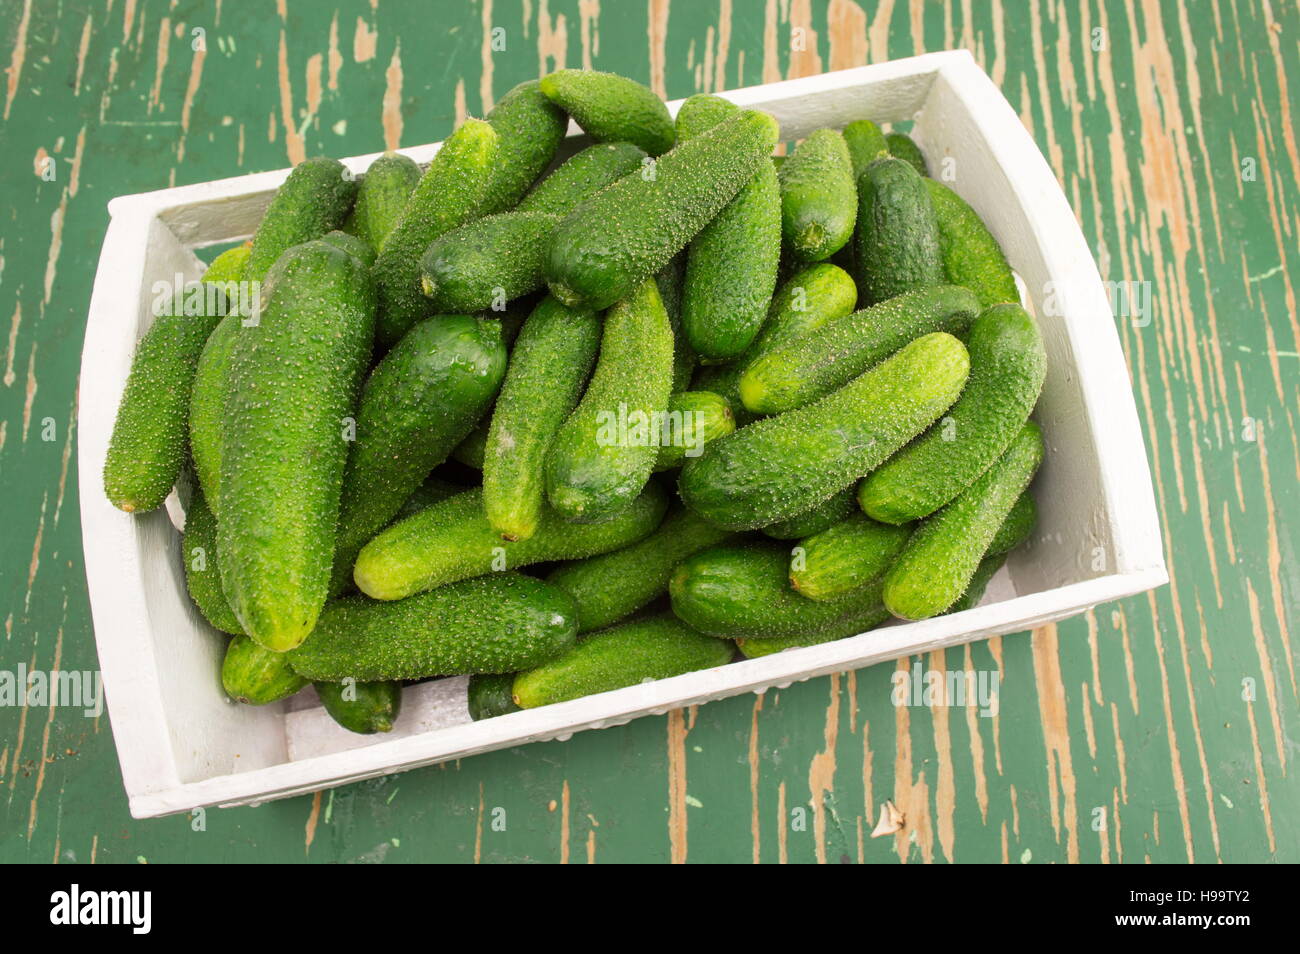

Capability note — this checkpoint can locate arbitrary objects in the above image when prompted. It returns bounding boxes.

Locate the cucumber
[945,554,1005,615]
[516,141,648,215]
[539,69,675,156]
[854,156,943,305]
[332,315,508,594]
[675,93,739,142]
[244,157,357,283]
[885,131,928,175]
[189,315,239,513]
[842,119,888,180]
[546,504,734,632]
[373,118,499,347]
[545,279,674,520]
[287,573,578,681]
[318,229,375,266]
[652,390,735,471]
[354,483,668,601]
[481,80,569,214]
[451,420,488,469]
[882,421,1044,620]
[759,486,857,540]
[656,252,696,393]
[925,178,1019,308]
[419,211,560,313]
[512,614,732,708]
[182,488,244,635]
[681,158,781,361]
[778,128,857,261]
[484,296,602,541]
[222,635,308,704]
[789,512,912,601]
[315,679,403,734]
[735,589,890,657]
[218,240,377,652]
[737,284,980,415]
[680,332,970,530]
[859,303,1046,523]
[545,109,780,310]
[989,490,1036,554]
[350,152,421,252]
[393,476,464,521]
[467,673,522,720]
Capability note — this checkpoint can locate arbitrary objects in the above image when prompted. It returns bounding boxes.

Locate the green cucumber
[481,80,569,214]
[925,178,1019,308]
[885,131,928,175]
[882,421,1044,620]
[854,156,943,305]
[517,141,648,214]
[288,573,578,681]
[468,673,522,720]
[859,303,1046,523]
[373,118,499,347]
[545,279,674,520]
[419,211,560,313]
[759,486,857,540]
[189,315,239,513]
[354,483,668,601]
[789,512,912,601]
[546,504,734,632]
[735,589,891,657]
[318,229,375,266]
[989,490,1036,554]
[315,679,403,734]
[539,69,675,156]
[223,635,308,704]
[451,421,488,469]
[393,476,465,521]
[652,390,735,471]
[332,314,507,593]
[244,157,357,283]
[842,119,888,180]
[182,488,244,634]
[218,240,376,652]
[675,93,739,142]
[778,128,857,261]
[680,332,970,530]
[545,109,780,310]
[738,284,979,415]
[484,296,602,541]
[512,614,732,708]
[656,252,696,393]
[945,554,1006,615]
[351,152,421,252]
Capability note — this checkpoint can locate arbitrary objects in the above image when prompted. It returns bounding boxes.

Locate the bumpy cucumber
[652,391,735,471]
[318,229,375,265]
[885,131,928,176]
[516,141,648,214]
[350,152,421,252]
[680,333,969,530]
[545,279,674,520]
[393,476,464,521]
[244,157,357,283]
[288,573,578,681]
[419,211,560,313]
[222,635,308,704]
[484,297,602,541]
[681,158,781,361]
[738,284,979,415]
[854,156,943,305]
[481,80,569,213]
[373,118,498,347]
[883,421,1044,620]
[656,252,696,393]
[778,128,857,261]
[512,614,732,708]
[546,504,734,632]
[945,555,1005,615]
[759,486,857,540]
[315,679,403,734]
[354,483,668,601]
[182,488,244,634]
[189,317,239,512]
[539,69,675,156]
[545,110,780,310]
[859,303,1046,523]
[989,490,1036,554]
[451,420,488,469]
[332,315,507,593]
[218,240,376,651]
[842,119,888,179]
[467,673,522,720]
[735,588,890,657]
[789,512,912,601]
[675,93,739,141]
[925,178,1019,308]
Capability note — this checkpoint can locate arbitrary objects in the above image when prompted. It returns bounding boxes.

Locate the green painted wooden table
[1,0,1295,864]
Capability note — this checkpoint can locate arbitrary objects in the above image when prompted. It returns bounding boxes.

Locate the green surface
[0,0,1296,864]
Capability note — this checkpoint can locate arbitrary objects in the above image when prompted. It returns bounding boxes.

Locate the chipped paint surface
[0,0,1296,863]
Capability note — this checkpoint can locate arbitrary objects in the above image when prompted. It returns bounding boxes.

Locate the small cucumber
[738,284,980,415]
[547,503,734,632]
[652,391,735,471]
[539,69,675,156]
[315,679,403,734]
[481,80,569,214]
[545,279,674,520]
[350,153,420,252]
[545,110,780,310]
[989,490,1036,554]
[789,512,912,601]
[885,131,928,176]
[675,93,740,142]
[318,229,376,265]
[288,573,578,681]
[778,128,857,261]
[925,178,1019,308]
[656,252,696,393]
[484,296,602,541]
[244,157,357,283]
[859,303,1046,523]
[189,315,240,513]
[944,554,1006,615]
[419,210,561,313]
[218,240,376,652]
[202,243,252,287]
[222,635,308,704]
[854,156,943,305]
[451,420,488,469]
[182,488,244,635]
[759,486,857,540]
[883,421,1044,620]
[393,475,465,521]
[354,483,668,601]
[516,141,648,215]
[512,614,732,708]
[842,119,888,180]
[736,587,890,657]
[467,673,522,720]
[680,332,970,530]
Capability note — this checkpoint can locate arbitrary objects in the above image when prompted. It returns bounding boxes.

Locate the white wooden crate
[78,50,1166,819]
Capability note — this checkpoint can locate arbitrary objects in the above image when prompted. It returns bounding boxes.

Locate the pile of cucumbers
[103,69,1045,734]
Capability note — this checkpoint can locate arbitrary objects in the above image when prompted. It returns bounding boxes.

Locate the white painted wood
[78,51,1167,819]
